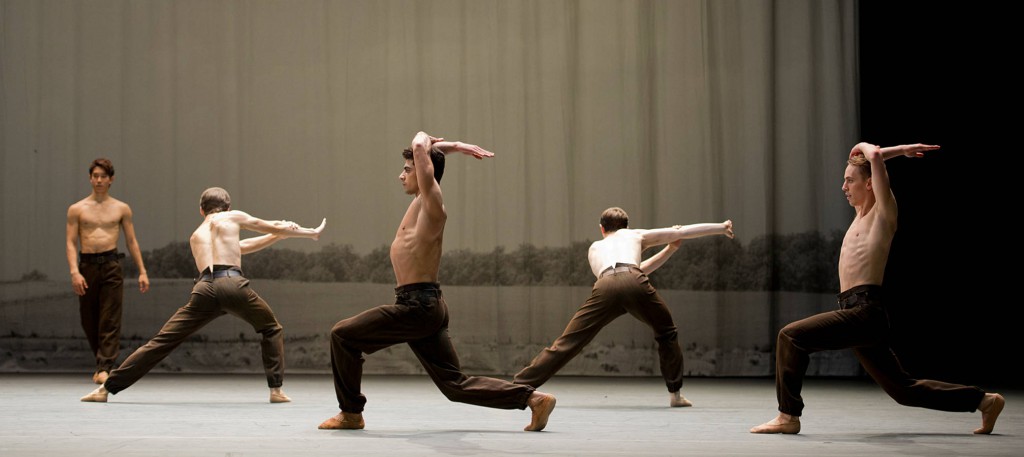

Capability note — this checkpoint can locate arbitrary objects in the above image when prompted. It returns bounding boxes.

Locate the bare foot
[524,391,556,432]
[750,413,800,434]
[974,393,1005,434]
[270,387,291,403]
[81,386,109,402]
[92,371,108,385]
[318,412,364,430]
[669,391,693,407]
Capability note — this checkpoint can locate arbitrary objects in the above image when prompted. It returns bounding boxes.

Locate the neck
[855,197,875,217]
[89,191,109,202]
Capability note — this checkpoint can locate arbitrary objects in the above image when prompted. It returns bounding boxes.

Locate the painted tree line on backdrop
[119,230,843,292]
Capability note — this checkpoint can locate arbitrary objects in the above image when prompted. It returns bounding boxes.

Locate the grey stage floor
[0,374,1019,456]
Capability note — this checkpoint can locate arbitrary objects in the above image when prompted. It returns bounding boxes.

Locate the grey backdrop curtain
[1,0,860,377]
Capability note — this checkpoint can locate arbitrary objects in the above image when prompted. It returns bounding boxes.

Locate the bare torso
[390,196,446,286]
[838,206,895,291]
[190,211,244,273]
[71,196,128,253]
[588,229,644,277]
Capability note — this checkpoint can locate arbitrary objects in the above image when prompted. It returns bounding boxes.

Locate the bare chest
[79,204,122,231]
[841,212,883,258]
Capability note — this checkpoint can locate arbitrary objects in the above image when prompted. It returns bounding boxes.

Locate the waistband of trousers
[395,282,441,294]
[79,249,124,264]
[836,284,884,307]
[196,266,243,282]
[599,263,640,278]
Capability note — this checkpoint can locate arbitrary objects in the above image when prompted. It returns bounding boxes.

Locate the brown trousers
[330,283,534,414]
[78,250,124,373]
[513,266,685,393]
[105,272,284,394]
[775,284,985,416]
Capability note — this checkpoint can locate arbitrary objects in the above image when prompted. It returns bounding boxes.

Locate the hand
[899,143,940,158]
[272,220,299,237]
[311,218,327,241]
[71,273,88,296]
[722,220,734,239]
[428,135,444,144]
[668,226,684,249]
[850,142,881,160]
[138,273,150,293]
[451,141,495,160]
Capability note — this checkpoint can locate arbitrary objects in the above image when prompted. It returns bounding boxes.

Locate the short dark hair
[89,158,114,177]
[848,154,871,178]
[200,187,231,214]
[402,147,446,183]
[600,207,629,232]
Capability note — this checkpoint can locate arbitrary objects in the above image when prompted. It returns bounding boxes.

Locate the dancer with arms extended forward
[82,187,325,404]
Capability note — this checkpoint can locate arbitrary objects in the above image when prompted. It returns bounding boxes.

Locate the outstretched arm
[240,233,285,254]
[640,239,682,274]
[236,213,326,240]
[239,218,326,254]
[879,143,940,161]
[431,139,495,160]
[639,220,734,249]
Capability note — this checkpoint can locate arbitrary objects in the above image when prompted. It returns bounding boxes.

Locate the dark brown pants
[78,251,124,373]
[105,274,284,394]
[775,284,985,416]
[513,266,685,392]
[330,283,534,414]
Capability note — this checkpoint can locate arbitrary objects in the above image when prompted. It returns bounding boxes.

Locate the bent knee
[778,322,805,342]
[654,327,679,343]
[259,322,283,338]
[331,319,354,341]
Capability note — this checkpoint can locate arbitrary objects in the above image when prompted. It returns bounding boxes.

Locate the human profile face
[399,159,418,195]
[89,166,113,194]
[842,164,871,207]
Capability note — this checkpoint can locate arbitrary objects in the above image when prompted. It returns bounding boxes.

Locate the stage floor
[0,374,1018,456]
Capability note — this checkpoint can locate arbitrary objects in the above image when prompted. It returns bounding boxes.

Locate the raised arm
[851,142,936,220]
[850,143,897,216]
[411,131,495,220]
[120,204,149,293]
[640,239,682,274]
[65,206,87,296]
[639,220,734,250]
[409,131,448,224]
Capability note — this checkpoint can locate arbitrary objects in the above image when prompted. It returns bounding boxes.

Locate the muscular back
[390,196,446,285]
[838,205,896,291]
[70,197,129,253]
[587,230,644,277]
[190,211,244,273]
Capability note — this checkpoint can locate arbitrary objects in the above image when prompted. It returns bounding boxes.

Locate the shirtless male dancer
[751,143,1004,434]
[319,132,556,432]
[66,158,149,385]
[81,187,325,403]
[514,207,734,407]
